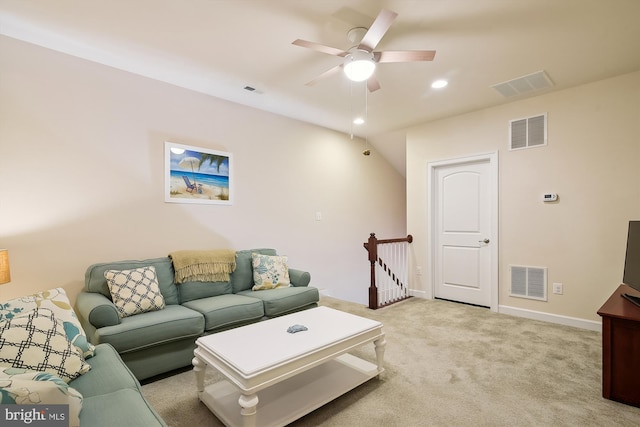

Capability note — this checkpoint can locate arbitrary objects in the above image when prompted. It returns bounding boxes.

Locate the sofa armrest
[76,292,120,328]
[288,268,311,287]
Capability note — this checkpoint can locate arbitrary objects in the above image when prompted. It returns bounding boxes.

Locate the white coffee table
[192,306,385,427]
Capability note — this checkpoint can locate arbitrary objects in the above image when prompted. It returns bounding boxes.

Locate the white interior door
[431,154,497,308]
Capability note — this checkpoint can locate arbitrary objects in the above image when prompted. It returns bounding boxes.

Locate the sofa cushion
[252,253,291,290]
[94,305,204,354]
[81,388,166,427]
[85,257,179,305]
[0,308,91,382]
[238,286,320,317]
[104,266,166,318]
[182,294,264,331]
[0,287,95,358]
[230,248,277,293]
[178,280,232,303]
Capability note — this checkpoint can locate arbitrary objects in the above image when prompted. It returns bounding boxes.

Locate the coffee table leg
[239,393,259,427]
[192,354,205,394]
[374,335,386,375]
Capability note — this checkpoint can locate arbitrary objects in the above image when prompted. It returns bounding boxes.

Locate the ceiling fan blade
[292,39,348,57]
[305,64,344,86]
[374,50,436,63]
[358,9,398,51]
[367,75,381,92]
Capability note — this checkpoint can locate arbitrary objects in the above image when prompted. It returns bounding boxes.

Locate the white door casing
[427,152,498,310]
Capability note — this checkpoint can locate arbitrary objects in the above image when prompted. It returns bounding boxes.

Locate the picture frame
[164,141,233,205]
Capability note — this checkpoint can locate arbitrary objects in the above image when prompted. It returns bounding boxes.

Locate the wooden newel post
[367,233,378,309]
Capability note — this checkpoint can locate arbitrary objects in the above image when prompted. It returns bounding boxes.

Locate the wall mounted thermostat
[543,193,558,202]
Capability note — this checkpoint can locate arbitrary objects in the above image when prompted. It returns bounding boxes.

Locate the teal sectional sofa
[75,249,319,380]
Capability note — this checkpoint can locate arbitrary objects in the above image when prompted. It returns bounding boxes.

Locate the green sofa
[75,249,319,380]
[72,343,166,426]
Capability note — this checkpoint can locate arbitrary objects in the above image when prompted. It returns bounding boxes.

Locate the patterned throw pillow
[104,266,166,318]
[0,367,83,427]
[0,288,95,359]
[0,308,91,383]
[252,253,291,291]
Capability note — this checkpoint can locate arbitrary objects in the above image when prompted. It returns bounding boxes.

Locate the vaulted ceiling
[1,0,639,174]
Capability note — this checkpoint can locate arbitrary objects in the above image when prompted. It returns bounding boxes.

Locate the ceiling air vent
[510,265,547,301]
[510,113,547,150]
[492,70,553,98]
[243,85,264,94]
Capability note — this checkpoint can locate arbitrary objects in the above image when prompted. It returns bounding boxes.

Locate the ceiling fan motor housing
[347,27,368,45]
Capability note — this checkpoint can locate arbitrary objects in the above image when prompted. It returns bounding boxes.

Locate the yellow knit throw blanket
[169,249,236,284]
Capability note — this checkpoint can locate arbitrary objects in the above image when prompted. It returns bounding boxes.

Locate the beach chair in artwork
[182,175,197,193]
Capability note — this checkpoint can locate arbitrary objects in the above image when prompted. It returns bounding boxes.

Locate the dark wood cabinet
[597,284,640,407]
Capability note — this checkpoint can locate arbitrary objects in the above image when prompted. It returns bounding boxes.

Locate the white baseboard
[410,289,428,299]
[498,305,601,331]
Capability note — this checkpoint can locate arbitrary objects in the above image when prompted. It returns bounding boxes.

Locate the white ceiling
[1,0,639,174]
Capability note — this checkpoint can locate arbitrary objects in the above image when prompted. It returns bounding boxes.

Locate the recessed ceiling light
[353,117,365,125]
[431,79,448,89]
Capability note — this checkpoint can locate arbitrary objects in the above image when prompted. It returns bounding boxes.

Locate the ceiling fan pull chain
[350,79,354,139]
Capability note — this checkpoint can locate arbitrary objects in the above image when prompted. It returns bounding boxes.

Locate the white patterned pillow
[252,253,291,291]
[0,367,82,427]
[104,266,166,318]
[0,288,95,358]
[0,308,91,383]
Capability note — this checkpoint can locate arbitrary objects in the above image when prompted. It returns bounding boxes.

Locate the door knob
[479,238,490,244]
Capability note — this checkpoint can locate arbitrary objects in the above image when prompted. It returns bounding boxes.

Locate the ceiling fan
[292,9,436,92]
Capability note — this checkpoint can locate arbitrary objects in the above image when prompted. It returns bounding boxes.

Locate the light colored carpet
[142,296,640,426]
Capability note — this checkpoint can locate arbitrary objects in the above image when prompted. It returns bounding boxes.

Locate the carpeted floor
[142,296,640,426]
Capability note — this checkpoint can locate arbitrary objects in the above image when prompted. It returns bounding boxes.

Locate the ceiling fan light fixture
[344,49,375,82]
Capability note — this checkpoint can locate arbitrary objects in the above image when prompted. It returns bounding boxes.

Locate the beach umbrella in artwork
[178,156,200,186]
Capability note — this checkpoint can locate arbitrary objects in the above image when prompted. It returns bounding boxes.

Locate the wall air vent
[510,265,547,301]
[492,70,554,98]
[509,113,547,150]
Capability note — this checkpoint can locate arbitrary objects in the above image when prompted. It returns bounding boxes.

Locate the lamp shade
[0,249,10,284]
[344,49,375,82]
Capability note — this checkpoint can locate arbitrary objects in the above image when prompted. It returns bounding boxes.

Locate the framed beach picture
[164,141,233,205]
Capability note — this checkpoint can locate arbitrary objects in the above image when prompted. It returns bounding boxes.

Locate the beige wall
[0,36,406,305]
[407,71,640,322]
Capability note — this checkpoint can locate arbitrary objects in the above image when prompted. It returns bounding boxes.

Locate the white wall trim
[410,289,429,299]
[499,305,601,331]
